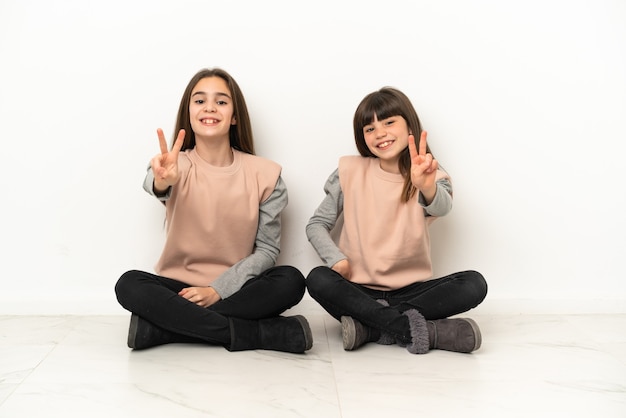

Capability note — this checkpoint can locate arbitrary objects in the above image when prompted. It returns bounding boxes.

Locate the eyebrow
[191,91,232,99]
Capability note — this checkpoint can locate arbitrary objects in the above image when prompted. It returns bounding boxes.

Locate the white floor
[1,302,625,418]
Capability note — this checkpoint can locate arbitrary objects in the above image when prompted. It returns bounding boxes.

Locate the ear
[231,117,237,125]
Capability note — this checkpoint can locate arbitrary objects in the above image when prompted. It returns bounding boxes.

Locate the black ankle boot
[127,314,200,350]
[227,315,313,353]
[427,318,482,353]
[128,313,171,349]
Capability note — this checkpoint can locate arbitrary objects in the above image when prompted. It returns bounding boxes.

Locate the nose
[205,103,216,112]
[375,127,387,138]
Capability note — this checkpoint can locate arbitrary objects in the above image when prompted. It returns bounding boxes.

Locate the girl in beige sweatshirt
[115,68,311,353]
[306,87,487,354]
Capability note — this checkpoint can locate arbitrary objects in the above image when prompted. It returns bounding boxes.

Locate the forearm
[306,222,346,268]
[143,168,171,200]
[420,179,453,217]
[306,169,346,267]
[210,250,276,299]
[419,184,437,205]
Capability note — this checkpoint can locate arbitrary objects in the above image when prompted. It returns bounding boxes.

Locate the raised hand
[408,131,438,203]
[151,128,185,192]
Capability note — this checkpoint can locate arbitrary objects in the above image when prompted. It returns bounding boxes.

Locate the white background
[0,0,624,314]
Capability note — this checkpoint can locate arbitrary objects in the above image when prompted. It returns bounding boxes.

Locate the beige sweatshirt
[306,156,452,291]
[147,148,283,296]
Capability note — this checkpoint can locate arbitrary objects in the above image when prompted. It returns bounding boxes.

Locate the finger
[422,154,434,173]
[413,154,433,175]
[171,129,185,154]
[419,131,428,156]
[423,157,439,174]
[151,155,164,176]
[157,128,168,155]
[424,153,433,166]
[408,134,418,161]
[155,167,168,180]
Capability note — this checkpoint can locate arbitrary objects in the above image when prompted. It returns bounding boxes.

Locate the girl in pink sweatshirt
[306,87,487,354]
[115,68,311,353]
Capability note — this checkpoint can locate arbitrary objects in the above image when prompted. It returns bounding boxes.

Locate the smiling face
[188,76,236,143]
[362,114,410,173]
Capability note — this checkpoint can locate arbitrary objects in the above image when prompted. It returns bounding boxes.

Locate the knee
[305,266,334,295]
[467,270,488,305]
[114,270,143,304]
[272,265,306,295]
[279,265,305,281]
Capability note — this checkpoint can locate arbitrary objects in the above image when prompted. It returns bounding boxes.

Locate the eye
[384,119,395,126]
[194,99,205,104]
[217,100,228,105]
[363,126,374,133]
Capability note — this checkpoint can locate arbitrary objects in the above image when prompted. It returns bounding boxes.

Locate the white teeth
[378,141,392,148]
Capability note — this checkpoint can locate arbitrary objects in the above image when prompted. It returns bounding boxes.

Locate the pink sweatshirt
[306,156,452,291]
[154,148,282,290]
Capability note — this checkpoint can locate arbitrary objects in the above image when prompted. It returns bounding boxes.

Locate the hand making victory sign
[408,131,439,204]
[150,128,185,194]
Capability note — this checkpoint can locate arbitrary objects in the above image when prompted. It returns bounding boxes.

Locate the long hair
[353,87,432,203]
[172,68,255,154]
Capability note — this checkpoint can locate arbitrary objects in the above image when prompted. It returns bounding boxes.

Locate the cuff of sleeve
[419,183,442,209]
[208,282,228,300]
[155,187,172,201]
[143,170,172,201]
[326,255,347,269]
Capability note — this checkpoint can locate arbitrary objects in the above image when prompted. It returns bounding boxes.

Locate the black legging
[115,265,306,345]
[306,266,487,342]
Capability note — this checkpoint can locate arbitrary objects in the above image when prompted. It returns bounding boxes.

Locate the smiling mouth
[377,140,394,149]
[200,118,219,124]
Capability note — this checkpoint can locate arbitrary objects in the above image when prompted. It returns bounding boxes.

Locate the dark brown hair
[172,68,255,154]
[353,87,433,202]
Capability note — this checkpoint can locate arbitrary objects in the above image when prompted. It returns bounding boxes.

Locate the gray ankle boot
[427,318,482,353]
[227,315,313,353]
[340,299,397,350]
[342,309,430,354]
[400,309,431,354]
[341,316,396,350]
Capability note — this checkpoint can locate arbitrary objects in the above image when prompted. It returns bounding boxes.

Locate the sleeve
[209,175,288,299]
[142,165,171,201]
[418,176,453,217]
[305,168,348,268]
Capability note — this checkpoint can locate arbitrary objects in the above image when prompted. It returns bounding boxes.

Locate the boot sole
[127,313,140,349]
[450,317,482,352]
[293,315,314,351]
[430,317,482,353]
[341,316,358,350]
[464,318,482,351]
